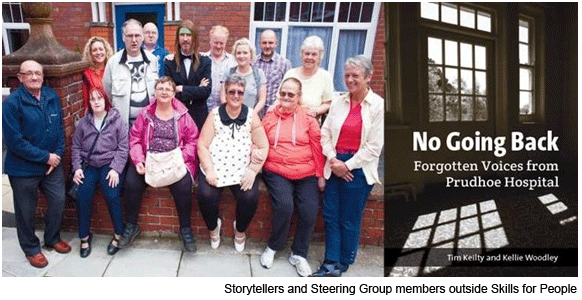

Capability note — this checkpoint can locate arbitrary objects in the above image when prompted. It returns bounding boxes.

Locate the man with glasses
[103,19,159,128]
[142,22,168,76]
[3,60,71,268]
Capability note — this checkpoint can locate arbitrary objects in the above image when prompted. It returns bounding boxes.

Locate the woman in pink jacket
[119,76,199,252]
[259,77,326,277]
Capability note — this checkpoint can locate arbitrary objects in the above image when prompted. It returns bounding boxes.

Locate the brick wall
[52,184,384,246]
[51,3,93,54]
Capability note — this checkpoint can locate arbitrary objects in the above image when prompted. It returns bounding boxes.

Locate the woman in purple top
[71,87,129,258]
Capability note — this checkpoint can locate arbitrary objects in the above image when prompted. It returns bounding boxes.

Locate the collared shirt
[320,89,384,185]
[201,50,237,110]
[254,52,292,116]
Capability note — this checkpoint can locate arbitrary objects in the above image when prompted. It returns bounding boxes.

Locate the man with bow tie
[164,20,212,130]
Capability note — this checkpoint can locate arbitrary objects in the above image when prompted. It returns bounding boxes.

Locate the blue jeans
[9,164,66,256]
[323,153,374,265]
[76,164,125,238]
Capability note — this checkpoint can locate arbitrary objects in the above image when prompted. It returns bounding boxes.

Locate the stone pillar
[2,2,89,229]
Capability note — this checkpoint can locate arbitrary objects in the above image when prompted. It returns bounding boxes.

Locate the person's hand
[136,162,146,175]
[165,53,175,61]
[306,108,318,117]
[200,78,209,87]
[250,148,266,164]
[317,177,326,192]
[106,169,120,188]
[240,169,256,191]
[176,85,183,93]
[73,169,84,185]
[205,169,218,187]
[47,153,61,168]
[330,158,353,181]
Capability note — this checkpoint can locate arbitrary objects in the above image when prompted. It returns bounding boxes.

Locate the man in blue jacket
[3,60,71,268]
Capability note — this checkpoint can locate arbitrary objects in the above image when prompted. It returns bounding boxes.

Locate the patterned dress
[207,104,253,187]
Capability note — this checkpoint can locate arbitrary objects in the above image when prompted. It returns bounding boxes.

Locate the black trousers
[262,170,319,258]
[124,164,193,229]
[197,172,259,232]
[9,164,66,256]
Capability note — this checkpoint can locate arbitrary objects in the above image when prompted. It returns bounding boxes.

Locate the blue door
[115,4,165,51]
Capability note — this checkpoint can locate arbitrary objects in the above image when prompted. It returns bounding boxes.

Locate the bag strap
[83,112,108,167]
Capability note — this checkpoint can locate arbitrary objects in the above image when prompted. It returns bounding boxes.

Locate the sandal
[107,234,120,255]
[233,221,246,252]
[210,218,221,249]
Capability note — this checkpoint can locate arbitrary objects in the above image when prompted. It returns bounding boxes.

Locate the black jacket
[164,54,212,129]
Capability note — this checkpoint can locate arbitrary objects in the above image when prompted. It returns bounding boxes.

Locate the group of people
[3,18,383,277]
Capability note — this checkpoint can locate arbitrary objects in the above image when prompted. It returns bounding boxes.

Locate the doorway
[114,4,165,51]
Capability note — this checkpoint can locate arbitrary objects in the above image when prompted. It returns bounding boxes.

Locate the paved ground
[2,175,383,277]
[2,227,383,277]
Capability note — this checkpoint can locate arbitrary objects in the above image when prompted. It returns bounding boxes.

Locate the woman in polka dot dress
[197,73,269,252]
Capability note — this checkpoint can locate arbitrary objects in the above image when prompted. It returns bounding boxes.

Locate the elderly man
[103,19,159,128]
[143,22,168,76]
[164,20,211,129]
[2,60,71,268]
[254,29,292,117]
[200,25,237,111]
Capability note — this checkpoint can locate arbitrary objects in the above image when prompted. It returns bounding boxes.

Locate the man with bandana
[164,20,211,130]
[103,19,159,128]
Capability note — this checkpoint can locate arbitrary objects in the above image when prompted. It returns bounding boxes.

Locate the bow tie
[180,53,192,61]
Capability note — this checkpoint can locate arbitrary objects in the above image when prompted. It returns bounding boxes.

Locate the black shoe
[118,223,140,249]
[107,235,120,255]
[310,263,342,277]
[180,227,197,253]
[80,234,93,258]
[338,262,349,273]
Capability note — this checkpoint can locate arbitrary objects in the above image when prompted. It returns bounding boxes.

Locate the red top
[82,67,105,111]
[262,105,325,179]
[335,102,362,153]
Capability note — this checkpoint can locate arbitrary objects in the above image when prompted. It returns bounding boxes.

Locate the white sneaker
[288,253,312,277]
[260,246,276,269]
[233,221,245,252]
[210,218,221,249]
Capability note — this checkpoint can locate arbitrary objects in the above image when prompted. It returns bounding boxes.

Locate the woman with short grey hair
[282,35,334,119]
[312,55,383,277]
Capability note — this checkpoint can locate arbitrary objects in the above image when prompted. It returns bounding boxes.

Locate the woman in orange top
[259,77,326,277]
[81,36,114,111]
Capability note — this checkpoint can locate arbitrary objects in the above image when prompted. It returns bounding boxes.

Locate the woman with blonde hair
[81,36,114,111]
[220,38,267,116]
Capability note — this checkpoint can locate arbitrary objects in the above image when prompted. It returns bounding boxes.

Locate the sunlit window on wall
[519,17,535,116]
[421,2,492,33]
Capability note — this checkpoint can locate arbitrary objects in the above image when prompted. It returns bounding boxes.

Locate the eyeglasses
[19,71,43,77]
[279,91,297,98]
[227,90,245,97]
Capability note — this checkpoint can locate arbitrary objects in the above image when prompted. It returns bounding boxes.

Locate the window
[421,2,492,33]
[519,18,534,116]
[420,3,495,124]
[251,2,381,92]
[2,2,29,55]
[427,37,488,122]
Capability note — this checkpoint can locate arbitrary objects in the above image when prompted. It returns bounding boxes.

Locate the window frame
[419,3,497,126]
[518,5,545,124]
[249,2,381,92]
[2,2,30,55]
